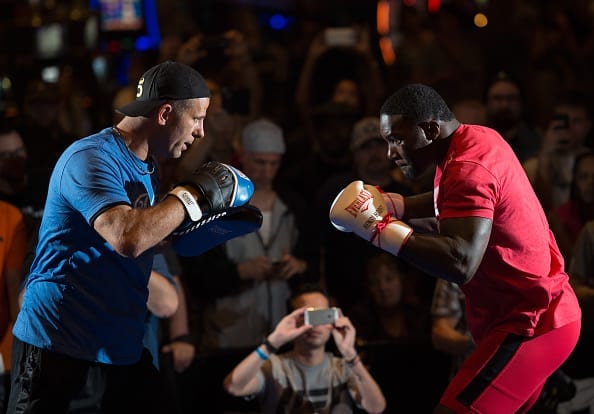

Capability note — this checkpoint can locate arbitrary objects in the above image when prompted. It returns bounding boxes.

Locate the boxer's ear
[418,121,440,142]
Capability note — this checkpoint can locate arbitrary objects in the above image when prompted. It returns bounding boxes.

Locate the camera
[304,307,340,326]
[324,27,358,47]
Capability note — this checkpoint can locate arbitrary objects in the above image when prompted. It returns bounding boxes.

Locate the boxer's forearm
[404,191,435,219]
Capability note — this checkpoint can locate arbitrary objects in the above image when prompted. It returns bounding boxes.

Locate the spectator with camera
[223,282,386,414]
[523,92,593,214]
[294,24,384,141]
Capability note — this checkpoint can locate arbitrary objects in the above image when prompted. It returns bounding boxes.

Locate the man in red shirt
[329,84,581,413]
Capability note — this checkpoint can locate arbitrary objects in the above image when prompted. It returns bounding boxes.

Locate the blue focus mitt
[169,204,262,257]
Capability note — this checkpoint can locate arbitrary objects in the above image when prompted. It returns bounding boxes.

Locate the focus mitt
[170,204,263,257]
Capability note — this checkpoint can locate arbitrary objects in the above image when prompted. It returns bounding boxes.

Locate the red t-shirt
[434,124,581,343]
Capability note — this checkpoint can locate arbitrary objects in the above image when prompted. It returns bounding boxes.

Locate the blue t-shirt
[13,127,159,364]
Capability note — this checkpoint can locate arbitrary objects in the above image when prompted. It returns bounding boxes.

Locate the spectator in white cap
[178,117,314,354]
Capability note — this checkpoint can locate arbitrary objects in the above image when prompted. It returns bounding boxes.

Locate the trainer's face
[380,113,433,180]
[166,97,210,159]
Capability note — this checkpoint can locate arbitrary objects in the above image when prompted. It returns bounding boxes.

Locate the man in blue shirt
[7,61,240,413]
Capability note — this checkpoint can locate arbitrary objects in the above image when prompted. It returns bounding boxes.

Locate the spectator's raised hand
[267,307,312,349]
[332,314,358,360]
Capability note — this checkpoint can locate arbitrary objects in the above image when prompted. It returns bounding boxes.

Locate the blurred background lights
[269,14,289,30]
[474,12,488,28]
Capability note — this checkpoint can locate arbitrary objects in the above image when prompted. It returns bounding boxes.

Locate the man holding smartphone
[223,283,386,414]
[522,92,593,213]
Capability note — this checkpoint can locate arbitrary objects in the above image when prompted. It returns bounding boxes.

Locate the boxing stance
[330,84,581,414]
[8,61,255,413]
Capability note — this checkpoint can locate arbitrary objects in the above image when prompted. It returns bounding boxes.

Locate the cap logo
[136,77,145,98]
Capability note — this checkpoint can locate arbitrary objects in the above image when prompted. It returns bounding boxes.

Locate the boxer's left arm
[330,181,491,285]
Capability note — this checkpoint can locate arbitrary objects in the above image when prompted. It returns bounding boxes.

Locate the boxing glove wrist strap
[370,216,413,256]
[168,186,203,222]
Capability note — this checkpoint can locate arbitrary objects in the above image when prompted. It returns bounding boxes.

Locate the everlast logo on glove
[330,180,413,256]
[345,188,373,218]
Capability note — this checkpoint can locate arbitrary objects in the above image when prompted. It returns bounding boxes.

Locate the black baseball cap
[116,60,210,117]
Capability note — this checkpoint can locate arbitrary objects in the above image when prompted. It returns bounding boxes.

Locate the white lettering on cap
[136,77,145,98]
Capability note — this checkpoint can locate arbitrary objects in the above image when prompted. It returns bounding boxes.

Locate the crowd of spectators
[2,0,594,412]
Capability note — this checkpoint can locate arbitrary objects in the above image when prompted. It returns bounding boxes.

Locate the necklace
[111,126,155,175]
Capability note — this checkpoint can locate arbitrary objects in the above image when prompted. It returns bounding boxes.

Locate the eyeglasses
[0,147,27,160]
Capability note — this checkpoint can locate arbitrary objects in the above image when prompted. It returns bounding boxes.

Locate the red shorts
[440,320,580,413]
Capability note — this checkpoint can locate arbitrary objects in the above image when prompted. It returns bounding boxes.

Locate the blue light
[135,35,152,51]
[269,14,288,31]
[140,0,160,50]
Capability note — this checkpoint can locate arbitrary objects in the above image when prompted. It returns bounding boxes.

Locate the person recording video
[223,282,386,414]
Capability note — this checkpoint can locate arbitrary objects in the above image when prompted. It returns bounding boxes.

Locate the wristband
[170,334,193,344]
[255,347,268,361]
[262,338,278,354]
[345,354,360,366]
[168,186,202,221]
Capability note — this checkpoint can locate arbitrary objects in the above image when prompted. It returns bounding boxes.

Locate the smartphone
[324,27,358,47]
[304,307,340,326]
